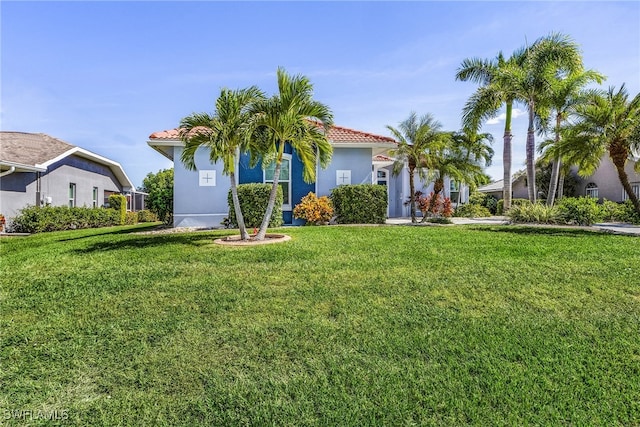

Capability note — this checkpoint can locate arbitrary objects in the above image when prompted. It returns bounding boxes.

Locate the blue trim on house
[238,143,312,225]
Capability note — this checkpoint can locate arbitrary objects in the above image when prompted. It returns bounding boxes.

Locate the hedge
[227,184,283,228]
[330,184,387,224]
[10,206,120,233]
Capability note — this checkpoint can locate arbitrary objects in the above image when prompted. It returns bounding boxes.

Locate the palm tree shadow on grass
[471,225,627,238]
[72,231,233,254]
[56,223,164,242]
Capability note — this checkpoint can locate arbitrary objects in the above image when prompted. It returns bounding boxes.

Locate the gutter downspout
[0,166,16,178]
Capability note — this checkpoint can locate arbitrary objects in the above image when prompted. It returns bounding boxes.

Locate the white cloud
[486,108,526,125]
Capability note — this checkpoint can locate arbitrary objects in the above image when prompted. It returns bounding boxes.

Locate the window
[585,182,599,198]
[264,155,291,209]
[623,183,640,201]
[376,170,387,186]
[450,180,460,202]
[92,187,99,208]
[69,183,76,207]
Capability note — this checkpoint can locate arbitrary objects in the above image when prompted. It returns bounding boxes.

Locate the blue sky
[2,1,639,188]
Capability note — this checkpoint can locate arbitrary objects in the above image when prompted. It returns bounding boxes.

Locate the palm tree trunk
[547,114,563,207]
[433,177,444,195]
[547,157,561,207]
[612,153,640,215]
[502,101,513,212]
[526,100,537,203]
[256,150,284,241]
[229,171,249,240]
[409,165,416,223]
[557,170,565,201]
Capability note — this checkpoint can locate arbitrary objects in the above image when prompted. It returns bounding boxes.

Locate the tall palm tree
[538,70,604,206]
[519,33,584,203]
[456,49,526,212]
[179,86,265,240]
[249,67,333,240]
[388,113,448,223]
[558,85,640,215]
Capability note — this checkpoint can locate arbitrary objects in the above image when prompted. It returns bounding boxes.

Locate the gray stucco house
[0,132,144,222]
[148,123,469,228]
[479,156,640,203]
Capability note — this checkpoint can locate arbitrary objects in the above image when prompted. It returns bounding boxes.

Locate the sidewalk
[385,217,640,236]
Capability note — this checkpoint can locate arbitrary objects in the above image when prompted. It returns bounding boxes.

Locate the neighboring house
[148,123,469,227]
[479,156,640,203]
[0,132,145,222]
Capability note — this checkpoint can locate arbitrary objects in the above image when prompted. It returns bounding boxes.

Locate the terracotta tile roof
[150,123,397,145]
[0,131,75,166]
[373,154,395,162]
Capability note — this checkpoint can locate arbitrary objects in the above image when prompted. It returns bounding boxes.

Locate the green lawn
[1,224,639,426]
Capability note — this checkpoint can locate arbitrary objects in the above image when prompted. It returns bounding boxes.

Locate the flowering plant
[293,192,334,224]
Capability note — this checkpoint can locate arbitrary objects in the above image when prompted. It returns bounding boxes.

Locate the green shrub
[330,184,387,224]
[555,197,602,226]
[599,200,626,222]
[108,194,127,225]
[137,210,158,223]
[622,200,640,224]
[227,184,283,228]
[454,203,492,218]
[124,211,138,225]
[496,198,530,215]
[507,203,559,224]
[425,217,453,224]
[10,206,120,233]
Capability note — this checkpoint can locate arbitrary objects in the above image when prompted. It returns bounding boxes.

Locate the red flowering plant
[416,192,453,222]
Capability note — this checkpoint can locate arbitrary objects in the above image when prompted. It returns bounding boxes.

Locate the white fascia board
[37,147,135,190]
[0,160,46,172]
[147,139,183,161]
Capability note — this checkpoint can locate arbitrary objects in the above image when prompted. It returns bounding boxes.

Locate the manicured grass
[1,224,639,426]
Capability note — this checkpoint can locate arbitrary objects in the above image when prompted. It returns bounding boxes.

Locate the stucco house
[479,156,640,203]
[148,123,469,228]
[0,132,145,222]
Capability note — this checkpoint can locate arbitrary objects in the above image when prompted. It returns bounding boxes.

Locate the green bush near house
[507,202,559,224]
[9,206,120,233]
[137,209,159,223]
[454,203,492,218]
[108,194,127,225]
[124,211,138,225]
[227,183,283,229]
[496,198,530,215]
[331,184,387,224]
[555,197,602,226]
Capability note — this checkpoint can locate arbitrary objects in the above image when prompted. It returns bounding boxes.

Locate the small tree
[141,168,173,223]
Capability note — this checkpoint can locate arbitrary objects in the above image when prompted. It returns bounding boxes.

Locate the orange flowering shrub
[293,192,334,224]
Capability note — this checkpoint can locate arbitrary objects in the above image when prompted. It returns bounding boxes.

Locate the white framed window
[623,183,640,201]
[336,170,351,185]
[264,155,291,209]
[376,170,387,186]
[585,182,598,198]
[92,187,98,208]
[69,183,76,207]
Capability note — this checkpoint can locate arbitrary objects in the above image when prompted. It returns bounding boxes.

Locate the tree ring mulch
[214,234,291,246]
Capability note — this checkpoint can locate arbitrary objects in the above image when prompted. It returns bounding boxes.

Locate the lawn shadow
[56,223,164,242]
[72,230,233,254]
[468,225,620,238]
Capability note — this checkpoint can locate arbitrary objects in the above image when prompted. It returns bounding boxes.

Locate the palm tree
[519,33,584,203]
[249,67,333,240]
[538,70,604,206]
[179,86,265,240]
[452,128,494,193]
[558,85,640,215]
[387,113,449,223]
[456,49,526,212]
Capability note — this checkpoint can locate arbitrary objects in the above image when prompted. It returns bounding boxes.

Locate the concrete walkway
[385,217,640,236]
